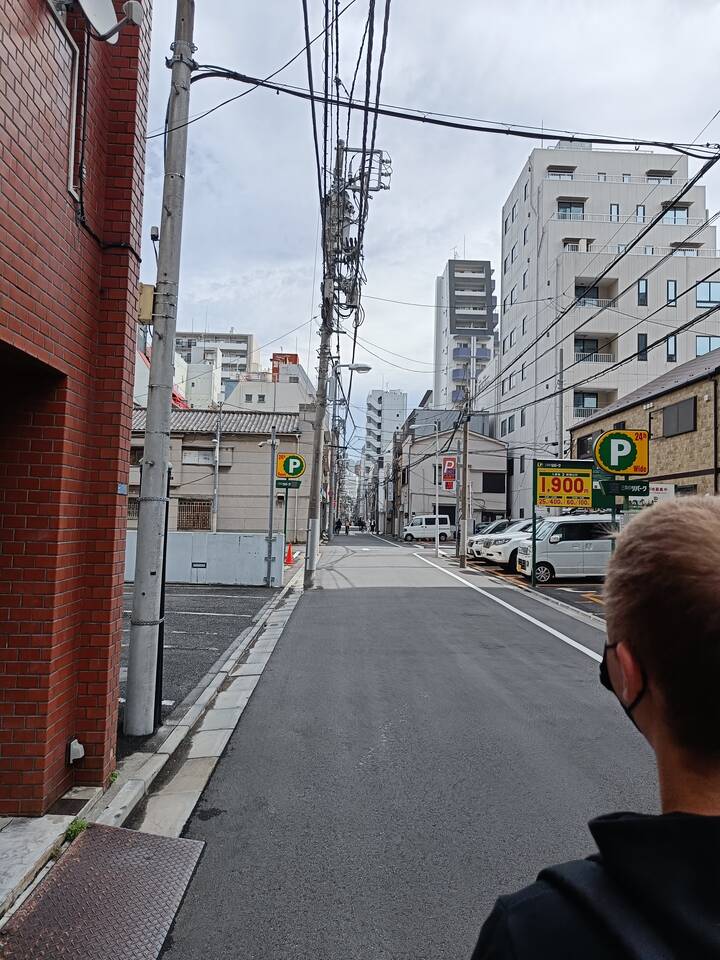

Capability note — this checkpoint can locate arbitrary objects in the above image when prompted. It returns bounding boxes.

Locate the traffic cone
[284,542,294,565]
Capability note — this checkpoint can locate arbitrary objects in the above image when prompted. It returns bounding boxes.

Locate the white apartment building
[175,330,256,398]
[433,259,498,408]
[224,361,315,413]
[493,143,720,516]
[364,388,408,470]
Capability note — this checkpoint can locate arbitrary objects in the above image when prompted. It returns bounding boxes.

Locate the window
[676,484,698,496]
[522,270,528,290]
[522,316,527,335]
[289,375,299,383]
[512,201,518,221]
[482,472,506,494]
[520,408,526,426]
[519,455,525,473]
[663,397,696,437]
[130,447,143,466]
[503,297,508,314]
[696,281,720,307]
[638,333,648,360]
[667,280,677,305]
[613,421,626,430]
[523,225,528,246]
[510,286,518,305]
[576,434,595,459]
[519,508,525,518]
[524,180,529,200]
[501,379,508,395]
[623,173,631,183]
[178,498,212,531]
[597,172,606,181]
[644,245,654,256]
[504,216,509,234]
[500,419,507,437]
[507,458,514,477]
[575,336,599,356]
[558,201,584,220]
[503,256,509,274]
[182,448,214,466]
[575,392,599,410]
[245,393,253,402]
[663,206,689,225]
[257,394,266,403]
[502,336,508,354]
[696,335,720,356]
[673,247,698,257]
[666,335,677,362]
[508,415,515,433]
[609,203,620,222]
[511,242,518,263]
[548,169,574,181]
[127,497,140,520]
[636,204,645,223]
[510,329,516,347]
[638,278,648,306]
[521,363,526,381]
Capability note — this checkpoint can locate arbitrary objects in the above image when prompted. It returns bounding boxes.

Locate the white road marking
[369,533,403,549]
[415,554,602,663]
[123,610,251,619]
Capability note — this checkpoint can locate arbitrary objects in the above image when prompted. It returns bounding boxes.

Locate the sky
[140,0,720,453]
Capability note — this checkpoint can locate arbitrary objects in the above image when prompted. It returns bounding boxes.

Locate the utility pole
[459,409,470,569]
[455,439,461,558]
[125,0,195,736]
[211,407,221,532]
[265,426,278,587]
[434,420,440,558]
[557,347,564,457]
[326,366,338,540]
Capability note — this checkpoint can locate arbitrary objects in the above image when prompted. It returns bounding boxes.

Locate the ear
[615,641,644,708]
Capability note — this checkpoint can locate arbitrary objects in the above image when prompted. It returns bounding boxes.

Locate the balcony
[553,212,706,226]
[451,388,466,403]
[574,352,614,364]
[575,297,615,308]
[452,347,471,360]
[573,406,607,420]
[452,368,467,382]
[546,173,686,186]
[454,288,487,297]
[476,347,492,362]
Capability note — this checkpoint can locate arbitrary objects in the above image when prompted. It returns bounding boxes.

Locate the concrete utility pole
[211,407,221,532]
[125,0,195,736]
[459,411,470,569]
[327,366,339,540]
[557,347,564,457]
[264,426,278,586]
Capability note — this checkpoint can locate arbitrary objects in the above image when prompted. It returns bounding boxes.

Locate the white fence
[125,531,285,587]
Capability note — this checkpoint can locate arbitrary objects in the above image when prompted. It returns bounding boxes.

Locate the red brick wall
[0,1,151,815]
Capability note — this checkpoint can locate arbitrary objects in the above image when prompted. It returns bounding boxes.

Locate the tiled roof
[132,409,302,435]
[573,347,720,429]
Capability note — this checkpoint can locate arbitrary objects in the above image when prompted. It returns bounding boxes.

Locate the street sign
[276,452,306,479]
[600,479,650,497]
[594,429,649,476]
[442,455,457,492]
[534,459,593,509]
[276,478,302,490]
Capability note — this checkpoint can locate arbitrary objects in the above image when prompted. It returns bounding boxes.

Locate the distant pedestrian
[344,520,350,536]
[370,520,376,534]
[334,518,342,536]
[471,497,720,959]
[359,519,366,533]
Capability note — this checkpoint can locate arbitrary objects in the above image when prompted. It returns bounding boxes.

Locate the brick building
[570,348,720,496]
[0,2,151,814]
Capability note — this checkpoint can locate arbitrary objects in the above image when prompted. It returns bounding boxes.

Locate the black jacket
[471,812,720,959]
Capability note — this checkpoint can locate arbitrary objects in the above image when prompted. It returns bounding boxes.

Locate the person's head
[603,496,720,767]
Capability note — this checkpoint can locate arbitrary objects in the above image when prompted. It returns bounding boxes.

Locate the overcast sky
[141,0,720,447]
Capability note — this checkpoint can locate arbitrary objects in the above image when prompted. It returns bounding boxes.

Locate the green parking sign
[276,452,306,479]
[594,429,649,476]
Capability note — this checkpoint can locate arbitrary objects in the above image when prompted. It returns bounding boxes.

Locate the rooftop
[132,409,302,435]
[571,347,720,430]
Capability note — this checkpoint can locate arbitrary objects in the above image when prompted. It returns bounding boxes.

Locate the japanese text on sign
[535,459,593,508]
[442,456,457,491]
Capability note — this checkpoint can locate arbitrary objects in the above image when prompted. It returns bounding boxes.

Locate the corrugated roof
[574,347,720,429]
[132,409,302,435]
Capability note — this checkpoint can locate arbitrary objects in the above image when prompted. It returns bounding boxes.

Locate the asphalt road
[161,535,656,960]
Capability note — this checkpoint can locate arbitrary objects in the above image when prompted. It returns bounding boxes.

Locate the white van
[516,515,618,583]
[402,515,455,542]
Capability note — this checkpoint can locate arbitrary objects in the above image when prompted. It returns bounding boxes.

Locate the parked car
[480,519,535,569]
[402,514,456,542]
[516,515,618,583]
[467,518,513,558]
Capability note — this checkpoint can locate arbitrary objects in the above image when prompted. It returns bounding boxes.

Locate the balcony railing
[575,297,615,308]
[452,368,467,381]
[574,352,614,363]
[553,213,706,226]
[573,406,607,419]
[561,244,718,258]
[452,347,471,360]
[546,173,686,186]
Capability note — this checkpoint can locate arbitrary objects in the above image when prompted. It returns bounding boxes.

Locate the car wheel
[439,532,448,542]
[404,534,414,542]
[506,549,518,572]
[534,562,554,584]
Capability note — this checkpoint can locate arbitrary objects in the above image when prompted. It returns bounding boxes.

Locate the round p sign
[276,452,306,479]
[593,429,649,476]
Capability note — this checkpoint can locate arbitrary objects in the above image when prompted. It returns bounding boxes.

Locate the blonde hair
[605,496,720,757]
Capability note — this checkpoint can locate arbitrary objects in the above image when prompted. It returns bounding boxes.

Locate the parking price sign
[534,459,593,509]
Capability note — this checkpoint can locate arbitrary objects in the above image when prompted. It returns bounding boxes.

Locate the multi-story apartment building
[224,357,315,413]
[175,330,256,398]
[433,259,498,408]
[364,388,408,470]
[492,143,720,516]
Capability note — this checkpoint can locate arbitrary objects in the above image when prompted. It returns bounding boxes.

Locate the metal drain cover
[0,823,203,959]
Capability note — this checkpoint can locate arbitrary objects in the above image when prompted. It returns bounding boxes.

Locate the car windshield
[483,520,505,534]
[534,520,554,541]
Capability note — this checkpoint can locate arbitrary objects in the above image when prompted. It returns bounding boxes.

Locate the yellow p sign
[276,452,306,479]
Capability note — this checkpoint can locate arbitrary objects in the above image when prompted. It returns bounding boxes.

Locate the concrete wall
[125,531,285,587]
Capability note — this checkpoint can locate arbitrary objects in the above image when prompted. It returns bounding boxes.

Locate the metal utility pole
[265,426,278,586]
[327,366,339,540]
[557,347,564,457]
[459,410,470,569]
[125,0,195,736]
[434,420,440,558]
[211,407,221,532]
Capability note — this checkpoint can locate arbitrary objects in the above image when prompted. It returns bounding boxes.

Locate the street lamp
[409,420,441,558]
[328,362,372,540]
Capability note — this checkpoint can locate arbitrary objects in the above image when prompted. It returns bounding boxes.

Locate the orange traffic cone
[284,542,294,565]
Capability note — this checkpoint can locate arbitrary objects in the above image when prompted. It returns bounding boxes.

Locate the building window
[520,408,526,426]
[644,245,654,256]
[524,180,529,200]
[257,394,266,403]
[666,335,677,362]
[696,281,720,307]
[676,484,698,496]
[503,297,508,314]
[511,242,518,263]
[245,393,253,402]
[508,415,515,433]
[576,434,595,459]
[519,508,525,518]
[613,421,626,430]
[558,201,584,220]
[522,316,527,335]
[512,201,518,221]
[667,280,677,305]
[662,397,696,437]
[503,256,509,274]
[547,167,574,180]
[504,216,509,234]
[638,279,648,306]
[519,455,525,473]
[623,173,631,183]
[289,375,299,383]
[638,333,648,360]
[482,472,506,494]
[127,497,140,520]
[521,363,526,380]
[510,329,516,347]
[182,448,214,465]
[500,419,507,437]
[130,447,144,466]
[597,172,606,181]
[663,206,689,225]
[523,225,528,246]
[502,336,508,354]
[509,372,518,389]
[696,335,720,356]
[575,392,599,410]
[609,203,620,222]
[636,204,645,223]
[178,498,212,531]
[522,270,528,290]
[510,286,517,305]
[673,247,698,257]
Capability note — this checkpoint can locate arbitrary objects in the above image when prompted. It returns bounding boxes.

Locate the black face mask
[600,642,647,723]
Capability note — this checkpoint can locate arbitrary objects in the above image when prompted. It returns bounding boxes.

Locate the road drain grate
[0,823,203,959]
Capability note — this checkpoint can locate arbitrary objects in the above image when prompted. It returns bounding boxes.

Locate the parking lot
[120,584,278,727]
[468,561,606,618]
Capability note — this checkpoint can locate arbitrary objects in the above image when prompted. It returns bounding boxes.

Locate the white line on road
[123,611,252,619]
[415,555,602,663]
[369,533,403,549]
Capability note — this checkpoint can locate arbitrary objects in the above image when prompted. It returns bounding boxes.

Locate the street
[161,535,656,960]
